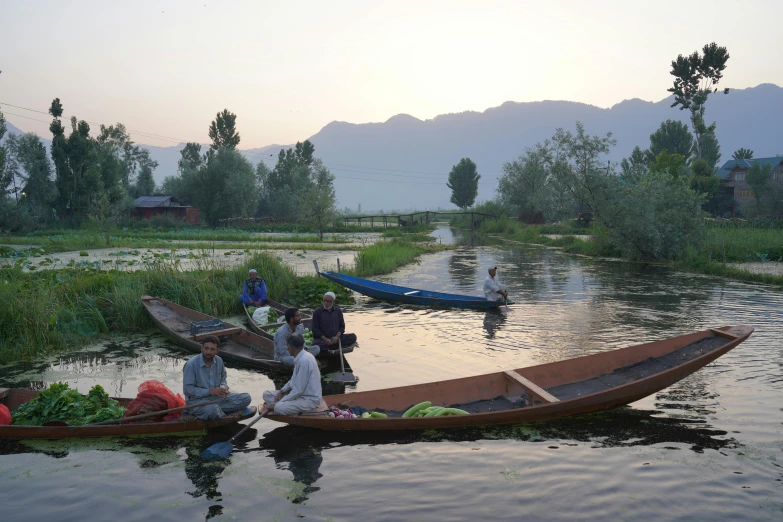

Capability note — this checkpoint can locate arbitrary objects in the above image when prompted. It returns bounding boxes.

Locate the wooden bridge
[343,210,497,229]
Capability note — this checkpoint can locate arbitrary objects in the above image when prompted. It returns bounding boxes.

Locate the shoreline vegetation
[0,226,445,364]
[453,215,783,287]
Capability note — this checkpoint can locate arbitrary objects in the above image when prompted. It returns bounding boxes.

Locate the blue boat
[317,271,512,310]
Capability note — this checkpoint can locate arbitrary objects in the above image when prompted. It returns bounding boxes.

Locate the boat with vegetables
[265,325,753,430]
[315,270,513,310]
[243,299,313,340]
[0,386,255,439]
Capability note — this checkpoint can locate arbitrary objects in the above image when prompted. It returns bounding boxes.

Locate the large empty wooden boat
[265,325,753,430]
[243,299,313,341]
[0,388,256,439]
[317,270,513,310]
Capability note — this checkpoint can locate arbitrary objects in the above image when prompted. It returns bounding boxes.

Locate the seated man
[262,333,322,415]
[239,268,267,307]
[183,336,252,420]
[311,292,357,352]
[483,266,508,302]
[274,307,320,367]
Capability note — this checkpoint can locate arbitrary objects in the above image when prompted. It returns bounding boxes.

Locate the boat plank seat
[504,371,560,403]
[0,388,9,400]
[709,328,738,340]
[403,290,421,296]
[190,327,243,341]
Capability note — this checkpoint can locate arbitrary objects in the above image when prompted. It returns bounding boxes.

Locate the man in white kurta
[262,333,322,415]
[483,266,508,302]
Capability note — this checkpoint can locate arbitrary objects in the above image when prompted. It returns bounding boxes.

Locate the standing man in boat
[262,333,323,415]
[483,266,509,302]
[183,336,252,420]
[274,308,320,367]
[311,291,357,352]
[239,268,267,307]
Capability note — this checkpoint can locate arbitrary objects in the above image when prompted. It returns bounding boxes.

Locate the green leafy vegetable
[12,383,126,426]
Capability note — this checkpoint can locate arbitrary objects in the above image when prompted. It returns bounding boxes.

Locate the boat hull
[0,389,256,439]
[319,271,509,310]
[265,325,753,431]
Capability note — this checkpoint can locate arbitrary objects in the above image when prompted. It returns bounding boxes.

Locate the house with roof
[131,195,201,224]
[716,156,783,216]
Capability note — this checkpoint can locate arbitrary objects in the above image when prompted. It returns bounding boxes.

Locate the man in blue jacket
[239,268,267,306]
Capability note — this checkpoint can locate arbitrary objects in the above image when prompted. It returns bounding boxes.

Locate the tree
[620,146,649,183]
[263,140,319,220]
[13,133,57,218]
[668,42,730,161]
[0,110,8,195]
[646,120,694,163]
[650,151,687,179]
[208,109,240,150]
[300,159,337,239]
[700,130,721,172]
[447,158,480,209]
[178,142,205,173]
[191,149,257,226]
[134,149,158,197]
[732,148,753,160]
[498,143,553,218]
[689,159,721,202]
[746,161,772,214]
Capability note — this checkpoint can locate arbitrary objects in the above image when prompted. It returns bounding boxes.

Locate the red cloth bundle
[123,380,187,423]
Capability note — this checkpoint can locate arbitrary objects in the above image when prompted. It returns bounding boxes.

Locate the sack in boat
[252,306,271,325]
[124,380,187,423]
[0,403,11,425]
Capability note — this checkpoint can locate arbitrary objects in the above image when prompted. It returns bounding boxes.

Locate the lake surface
[1,227,782,521]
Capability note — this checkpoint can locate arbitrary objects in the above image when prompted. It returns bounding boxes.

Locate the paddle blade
[331,372,358,383]
[200,441,233,461]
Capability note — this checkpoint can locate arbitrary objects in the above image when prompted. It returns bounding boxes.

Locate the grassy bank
[349,237,450,277]
[470,218,783,286]
[0,253,297,364]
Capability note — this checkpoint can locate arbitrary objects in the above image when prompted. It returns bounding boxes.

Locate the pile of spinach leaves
[12,382,126,426]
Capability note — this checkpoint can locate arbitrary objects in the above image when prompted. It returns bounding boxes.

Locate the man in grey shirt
[182,335,252,420]
[263,333,322,415]
[274,308,320,367]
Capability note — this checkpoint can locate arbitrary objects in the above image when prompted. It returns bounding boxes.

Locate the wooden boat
[265,325,753,431]
[243,299,313,341]
[316,270,513,310]
[0,387,256,439]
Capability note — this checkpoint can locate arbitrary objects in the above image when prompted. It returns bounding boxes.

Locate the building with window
[131,195,201,224]
[716,157,783,216]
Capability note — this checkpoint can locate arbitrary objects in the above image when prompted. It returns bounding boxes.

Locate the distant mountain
[5,84,783,211]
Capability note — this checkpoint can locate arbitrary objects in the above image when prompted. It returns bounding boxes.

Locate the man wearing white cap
[311,291,357,352]
[483,266,508,302]
[239,268,267,307]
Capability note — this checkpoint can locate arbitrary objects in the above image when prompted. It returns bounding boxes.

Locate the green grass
[348,238,449,277]
[0,252,297,364]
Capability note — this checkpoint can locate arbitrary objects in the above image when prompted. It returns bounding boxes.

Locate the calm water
[1,227,782,521]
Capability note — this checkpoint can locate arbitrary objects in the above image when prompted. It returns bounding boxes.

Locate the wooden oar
[330,338,357,383]
[88,398,225,425]
[200,409,270,460]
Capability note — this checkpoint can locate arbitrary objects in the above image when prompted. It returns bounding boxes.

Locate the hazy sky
[2,0,782,149]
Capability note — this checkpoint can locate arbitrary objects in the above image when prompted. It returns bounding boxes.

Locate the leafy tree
[646,119,694,163]
[191,148,257,226]
[299,159,337,239]
[208,109,240,150]
[262,140,319,220]
[732,148,753,160]
[134,149,158,197]
[699,130,721,171]
[498,143,553,217]
[178,142,205,173]
[13,133,57,218]
[668,42,730,162]
[0,110,8,195]
[650,151,687,178]
[689,159,721,202]
[447,157,480,209]
[746,161,772,214]
[620,146,649,183]
[96,123,138,189]
[1,133,22,200]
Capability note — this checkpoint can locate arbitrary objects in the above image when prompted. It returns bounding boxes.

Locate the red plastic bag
[124,380,186,423]
[0,404,11,425]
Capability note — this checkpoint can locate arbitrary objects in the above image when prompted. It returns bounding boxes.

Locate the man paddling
[262,333,322,415]
[274,308,320,367]
[483,266,508,302]
[311,291,357,352]
[183,336,252,420]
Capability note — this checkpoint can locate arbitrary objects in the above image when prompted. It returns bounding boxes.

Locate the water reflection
[447,248,479,291]
[482,310,507,339]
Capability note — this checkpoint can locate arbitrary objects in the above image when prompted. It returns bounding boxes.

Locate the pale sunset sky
[2,0,781,148]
